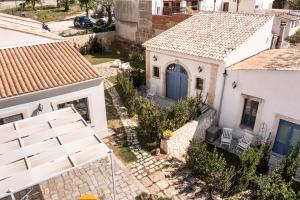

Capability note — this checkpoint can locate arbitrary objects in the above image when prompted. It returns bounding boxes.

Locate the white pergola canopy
[0,107,110,198]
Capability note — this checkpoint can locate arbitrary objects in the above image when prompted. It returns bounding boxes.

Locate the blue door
[273,120,300,155]
[166,64,188,100]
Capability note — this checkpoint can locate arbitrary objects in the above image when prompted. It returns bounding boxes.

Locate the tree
[78,0,95,16]
[273,0,285,8]
[98,0,114,24]
[30,0,37,10]
[292,0,300,9]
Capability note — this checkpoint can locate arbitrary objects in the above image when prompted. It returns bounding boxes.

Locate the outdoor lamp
[198,66,203,73]
[153,55,158,61]
[232,81,238,88]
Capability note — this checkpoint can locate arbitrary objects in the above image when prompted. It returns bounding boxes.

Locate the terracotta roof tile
[143,11,273,61]
[0,41,100,99]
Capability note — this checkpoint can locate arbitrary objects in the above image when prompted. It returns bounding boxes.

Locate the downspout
[217,69,227,125]
[213,0,216,11]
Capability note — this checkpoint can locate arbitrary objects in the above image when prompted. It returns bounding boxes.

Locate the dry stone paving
[39,157,148,200]
[105,79,208,199]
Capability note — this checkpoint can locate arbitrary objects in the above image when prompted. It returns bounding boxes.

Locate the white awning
[0,107,110,198]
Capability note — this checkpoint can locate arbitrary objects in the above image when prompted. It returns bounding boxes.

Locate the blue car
[73,16,93,29]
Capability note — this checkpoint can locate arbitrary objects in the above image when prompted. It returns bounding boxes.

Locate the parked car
[95,16,116,26]
[73,16,93,29]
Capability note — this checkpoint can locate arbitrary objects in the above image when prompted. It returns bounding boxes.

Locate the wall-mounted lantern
[153,55,158,61]
[198,66,203,73]
[232,81,238,89]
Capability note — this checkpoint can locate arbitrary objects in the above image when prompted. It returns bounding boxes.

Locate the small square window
[153,66,160,78]
[196,78,204,90]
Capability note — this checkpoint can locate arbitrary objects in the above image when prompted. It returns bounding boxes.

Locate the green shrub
[234,147,263,192]
[116,72,202,144]
[186,140,235,196]
[252,172,296,200]
[256,143,271,175]
[280,147,300,183]
[75,36,104,55]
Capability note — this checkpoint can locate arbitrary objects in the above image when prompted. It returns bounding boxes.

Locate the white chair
[146,86,156,99]
[235,134,253,156]
[120,62,131,70]
[220,128,233,148]
[111,59,121,68]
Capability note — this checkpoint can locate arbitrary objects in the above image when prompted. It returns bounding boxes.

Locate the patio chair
[146,86,156,100]
[111,59,121,68]
[120,62,131,70]
[235,134,253,156]
[220,128,233,148]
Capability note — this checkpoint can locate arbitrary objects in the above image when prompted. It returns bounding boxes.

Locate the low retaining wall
[67,31,116,50]
[160,109,216,161]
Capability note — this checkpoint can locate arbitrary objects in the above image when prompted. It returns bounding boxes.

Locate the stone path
[104,80,207,199]
[39,157,148,200]
[105,80,168,178]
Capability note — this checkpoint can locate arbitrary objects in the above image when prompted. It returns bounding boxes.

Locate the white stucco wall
[148,50,216,101]
[0,82,108,138]
[0,28,54,49]
[225,17,274,67]
[219,70,300,144]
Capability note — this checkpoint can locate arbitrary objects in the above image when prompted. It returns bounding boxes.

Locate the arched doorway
[166,64,188,100]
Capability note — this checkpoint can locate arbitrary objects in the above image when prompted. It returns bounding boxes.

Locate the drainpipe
[213,0,216,11]
[217,70,227,126]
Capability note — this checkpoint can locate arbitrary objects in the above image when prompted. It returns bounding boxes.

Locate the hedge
[116,72,202,143]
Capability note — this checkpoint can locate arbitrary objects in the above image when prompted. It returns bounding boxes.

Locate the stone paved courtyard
[104,78,208,199]
[39,157,148,200]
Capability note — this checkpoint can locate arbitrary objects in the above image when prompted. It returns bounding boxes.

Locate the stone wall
[115,0,153,43]
[152,14,191,34]
[136,0,155,43]
[160,109,216,161]
[67,31,115,50]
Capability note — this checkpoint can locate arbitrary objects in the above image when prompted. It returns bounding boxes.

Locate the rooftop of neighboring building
[229,45,300,71]
[143,11,273,61]
[0,13,63,41]
[266,9,300,21]
[0,41,100,100]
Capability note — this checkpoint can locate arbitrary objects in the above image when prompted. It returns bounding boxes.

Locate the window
[240,98,259,130]
[0,113,23,125]
[153,66,160,78]
[196,78,204,90]
[58,98,90,122]
[223,2,229,11]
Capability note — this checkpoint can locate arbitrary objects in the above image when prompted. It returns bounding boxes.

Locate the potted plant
[163,130,173,140]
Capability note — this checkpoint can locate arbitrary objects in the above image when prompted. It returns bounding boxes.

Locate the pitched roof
[143,11,273,61]
[0,41,100,100]
[229,46,300,71]
[0,13,63,41]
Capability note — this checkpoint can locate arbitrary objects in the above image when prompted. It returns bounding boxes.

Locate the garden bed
[104,89,137,163]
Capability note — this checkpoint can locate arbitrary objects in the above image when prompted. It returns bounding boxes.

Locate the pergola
[0,107,115,200]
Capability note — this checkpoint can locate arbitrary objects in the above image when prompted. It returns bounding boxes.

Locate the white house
[219,46,300,158]
[143,12,275,108]
[163,0,274,13]
[0,40,108,137]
